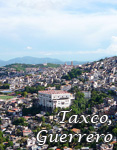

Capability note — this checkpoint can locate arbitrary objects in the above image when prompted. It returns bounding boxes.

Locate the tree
[8,141,13,147]
[22,91,28,97]
[13,117,27,126]
[112,128,117,136]
[62,68,83,80]
[71,91,86,114]
[0,137,3,144]
[41,116,45,123]
[0,144,4,150]
[0,83,10,89]
[16,129,22,136]
[113,143,117,150]
[53,107,58,115]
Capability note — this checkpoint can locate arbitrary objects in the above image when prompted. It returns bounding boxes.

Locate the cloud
[1,9,117,40]
[0,0,117,60]
[17,0,71,11]
[105,36,117,54]
[2,0,117,13]
[36,36,117,56]
[26,46,32,50]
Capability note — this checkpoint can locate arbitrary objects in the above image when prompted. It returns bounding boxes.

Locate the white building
[81,91,91,99]
[38,90,74,110]
[27,137,36,147]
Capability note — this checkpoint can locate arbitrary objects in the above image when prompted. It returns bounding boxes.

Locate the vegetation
[22,105,42,116]
[15,85,45,95]
[0,95,15,100]
[62,68,90,80]
[112,127,117,137]
[13,117,28,126]
[0,83,10,89]
[0,131,13,150]
[71,91,86,114]
[108,90,116,96]
[24,85,45,93]
[5,63,60,71]
[87,90,109,108]
[62,68,82,80]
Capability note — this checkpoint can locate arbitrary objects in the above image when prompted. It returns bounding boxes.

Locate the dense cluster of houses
[0,56,116,149]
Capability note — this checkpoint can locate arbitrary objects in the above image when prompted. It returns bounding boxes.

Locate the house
[23,129,32,136]
[100,143,113,150]
[38,90,74,110]
[41,144,49,149]
[63,147,73,150]
[71,128,81,134]
[60,84,71,91]
[7,110,16,116]
[81,147,92,150]
[27,137,36,147]
[48,115,54,121]
[13,143,20,149]
[49,147,57,150]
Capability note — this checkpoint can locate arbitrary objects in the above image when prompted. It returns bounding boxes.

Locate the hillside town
[0,56,116,150]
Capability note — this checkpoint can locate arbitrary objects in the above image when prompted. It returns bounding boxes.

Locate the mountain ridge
[0,56,87,67]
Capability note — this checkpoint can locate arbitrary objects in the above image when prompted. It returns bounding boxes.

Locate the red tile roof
[72,128,80,133]
[23,130,31,133]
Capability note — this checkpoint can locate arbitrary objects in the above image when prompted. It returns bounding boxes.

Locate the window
[61,102,65,105]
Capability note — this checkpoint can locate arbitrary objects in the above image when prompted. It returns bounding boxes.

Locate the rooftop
[38,90,70,95]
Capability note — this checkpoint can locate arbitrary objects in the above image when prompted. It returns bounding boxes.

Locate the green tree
[0,144,4,150]
[41,116,45,123]
[112,128,117,136]
[13,117,27,126]
[22,91,28,97]
[8,141,13,147]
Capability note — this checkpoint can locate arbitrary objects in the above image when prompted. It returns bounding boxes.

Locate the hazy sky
[0,0,117,61]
